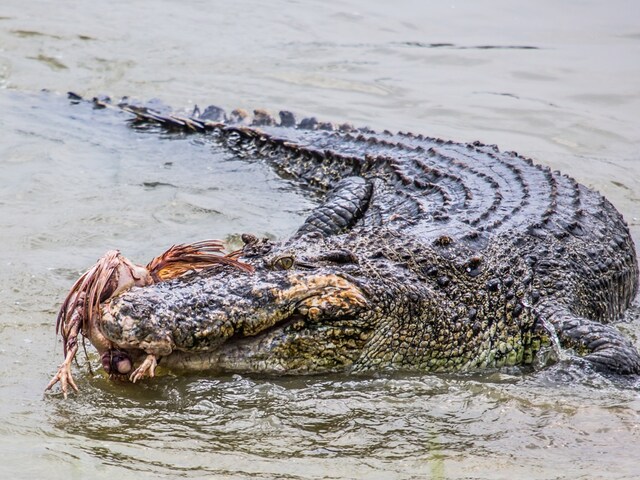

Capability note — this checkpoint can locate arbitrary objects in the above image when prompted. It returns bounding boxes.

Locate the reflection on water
[41,369,640,479]
[1,0,639,478]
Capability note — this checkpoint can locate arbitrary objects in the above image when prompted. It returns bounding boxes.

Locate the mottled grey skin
[88,95,640,375]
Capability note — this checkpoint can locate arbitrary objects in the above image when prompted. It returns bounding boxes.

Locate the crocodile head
[100,234,377,374]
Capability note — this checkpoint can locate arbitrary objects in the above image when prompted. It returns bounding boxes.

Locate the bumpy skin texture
[88,95,640,375]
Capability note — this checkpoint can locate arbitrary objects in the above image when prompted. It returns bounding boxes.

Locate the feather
[146,240,254,282]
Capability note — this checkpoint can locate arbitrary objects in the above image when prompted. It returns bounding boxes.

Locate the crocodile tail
[80,94,366,193]
[146,240,254,282]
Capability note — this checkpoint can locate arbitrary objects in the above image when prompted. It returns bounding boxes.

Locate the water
[1,1,639,478]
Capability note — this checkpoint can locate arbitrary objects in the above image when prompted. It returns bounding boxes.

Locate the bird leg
[129,354,158,383]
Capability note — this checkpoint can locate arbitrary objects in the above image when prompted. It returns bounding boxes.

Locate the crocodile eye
[273,255,295,270]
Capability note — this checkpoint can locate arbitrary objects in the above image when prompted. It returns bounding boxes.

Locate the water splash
[536,315,570,365]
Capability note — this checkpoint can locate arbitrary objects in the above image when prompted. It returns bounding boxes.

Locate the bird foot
[45,347,79,399]
[129,354,158,383]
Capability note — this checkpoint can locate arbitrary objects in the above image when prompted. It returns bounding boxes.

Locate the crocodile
[59,94,640,382]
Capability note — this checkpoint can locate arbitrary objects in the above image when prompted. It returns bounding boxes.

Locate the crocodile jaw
[99,270,371,374]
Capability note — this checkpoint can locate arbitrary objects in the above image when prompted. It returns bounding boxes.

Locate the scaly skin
[77,95,640,377]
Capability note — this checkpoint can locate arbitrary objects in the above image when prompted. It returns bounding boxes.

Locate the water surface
[1,1,639,478]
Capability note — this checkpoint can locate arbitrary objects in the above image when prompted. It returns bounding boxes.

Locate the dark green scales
[85,94,640,375]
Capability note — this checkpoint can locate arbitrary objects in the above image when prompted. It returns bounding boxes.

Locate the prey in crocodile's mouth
[46,240,252,398]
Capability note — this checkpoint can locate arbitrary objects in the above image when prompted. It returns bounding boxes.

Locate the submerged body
[51,95,640,391]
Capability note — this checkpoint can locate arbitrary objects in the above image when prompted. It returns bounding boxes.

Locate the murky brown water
[1,1,639,478]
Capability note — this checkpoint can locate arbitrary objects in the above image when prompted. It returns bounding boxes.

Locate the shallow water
[1,1,639,478]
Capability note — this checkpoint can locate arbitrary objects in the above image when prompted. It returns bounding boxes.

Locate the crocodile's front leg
[295,177,373,237]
